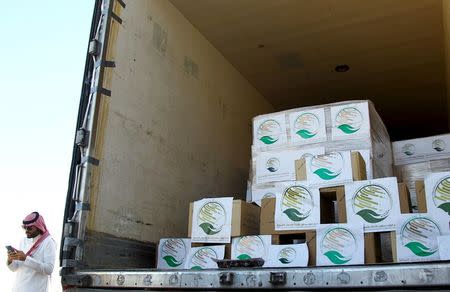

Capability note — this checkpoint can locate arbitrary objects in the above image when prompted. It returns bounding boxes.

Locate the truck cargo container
[62,0,450,290]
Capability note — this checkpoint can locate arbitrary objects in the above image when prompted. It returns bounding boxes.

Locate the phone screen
[6,246,15,252]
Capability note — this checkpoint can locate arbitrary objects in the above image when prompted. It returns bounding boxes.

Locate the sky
[0,1,94,291]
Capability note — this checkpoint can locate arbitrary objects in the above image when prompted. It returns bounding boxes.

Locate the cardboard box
[398,183,413,213]
[393,134,450,166]
[188,200,260,238]
[344,177,401,233]
[364,232,396,264]
[191,242,232,259]
[415,180,427,213]
[320,186,346,223]
[231,235,271,264]
[185,245,225,270]
[295,151,367,183]
[424,171,450,217]
[157,238,191,269]
[316,223,364,266]
[396,213,448,262]
[255,148,325,185]
[266,243,309,267]
[190,197,234,243]
[274,182,320,231]
[359,183,410,264]
[261,187,346,234]
[271,231,316,266]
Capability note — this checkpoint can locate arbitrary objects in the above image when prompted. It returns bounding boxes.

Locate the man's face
[24,225,40,238]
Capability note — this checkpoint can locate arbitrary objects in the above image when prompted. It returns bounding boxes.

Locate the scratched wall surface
[88,0,273,243]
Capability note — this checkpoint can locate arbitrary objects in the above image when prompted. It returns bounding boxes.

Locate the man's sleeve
[22,238,56,275]
[7,260,19,271]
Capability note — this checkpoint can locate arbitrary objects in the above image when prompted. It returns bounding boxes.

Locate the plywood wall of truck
[87,0,273,243]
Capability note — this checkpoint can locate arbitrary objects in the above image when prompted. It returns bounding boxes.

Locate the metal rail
[64,261,450,289]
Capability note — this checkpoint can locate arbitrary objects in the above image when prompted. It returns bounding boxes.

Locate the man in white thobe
[7,212,57,292]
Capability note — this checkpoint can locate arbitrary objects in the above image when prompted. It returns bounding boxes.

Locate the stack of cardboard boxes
[249,100,393,205]
[156,100,450,270]
[393,134,450,209]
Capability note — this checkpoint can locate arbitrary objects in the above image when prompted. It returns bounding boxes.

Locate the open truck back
[62,0,450,290]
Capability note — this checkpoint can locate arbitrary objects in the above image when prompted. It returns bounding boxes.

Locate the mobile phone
[6,245,16,253]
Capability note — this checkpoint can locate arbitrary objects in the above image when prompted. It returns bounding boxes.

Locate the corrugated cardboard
[306,232,316,266]
[364,232,396,264]
[398,182,412,213]
[351,152,367,181]
[391,232,397,263]
[364,233,382,264]
[362,183,410,264]
[188,200,260,238]
[415,180,427,213]
[295,151,367,182]
[321,186,346,223]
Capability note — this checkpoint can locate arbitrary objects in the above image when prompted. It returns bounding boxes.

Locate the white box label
[253,113,287,148]
[306,151,353,187]
[352,149,372,179]
[424,171,450,218]
[275,182,320,231]
[231,235,271,264]
[191,197,233,243]
[438,235,450,260]
[266,244,308,267]
[331,102,370,141]
[316,223,364,266]
[396,213,449,262]
[345,177,401,232]
[186,245,225,270]
[393,134,450,165]
[289,108,327,145]
[255,147,325,184]
[157,238,191,269]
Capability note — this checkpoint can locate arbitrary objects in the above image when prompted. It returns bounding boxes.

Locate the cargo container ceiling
[170,0,450,141]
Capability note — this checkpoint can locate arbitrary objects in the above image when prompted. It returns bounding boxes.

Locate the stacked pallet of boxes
[157,198,261,270]
[393,134,450,210]
[249,100,393,206]
[156,100,450,270]
[253,100,411,266]
[393,170,450,263]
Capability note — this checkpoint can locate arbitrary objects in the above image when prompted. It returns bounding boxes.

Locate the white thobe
[8,234,57,292]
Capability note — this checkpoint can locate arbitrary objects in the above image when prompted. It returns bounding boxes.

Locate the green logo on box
[281,186,313,222]
[402,143,415,156]
[310,152,343,180]
[278,247,296,264]
[432,139,446,152]
[352,184,392,223]
[335,107,363,134]
[400,217,441,257]
[320,227,356,265]
[257,119,281,145]
[294,113,320,139]
[162,239,187,267]
[433,177,450,215]
[198,202,226,235]
[266,158,280,172]
[190,247,218,270]
[235,236,266,260]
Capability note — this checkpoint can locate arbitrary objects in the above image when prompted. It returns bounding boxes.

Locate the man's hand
[7,251,14,265]
[9,250,26,262]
